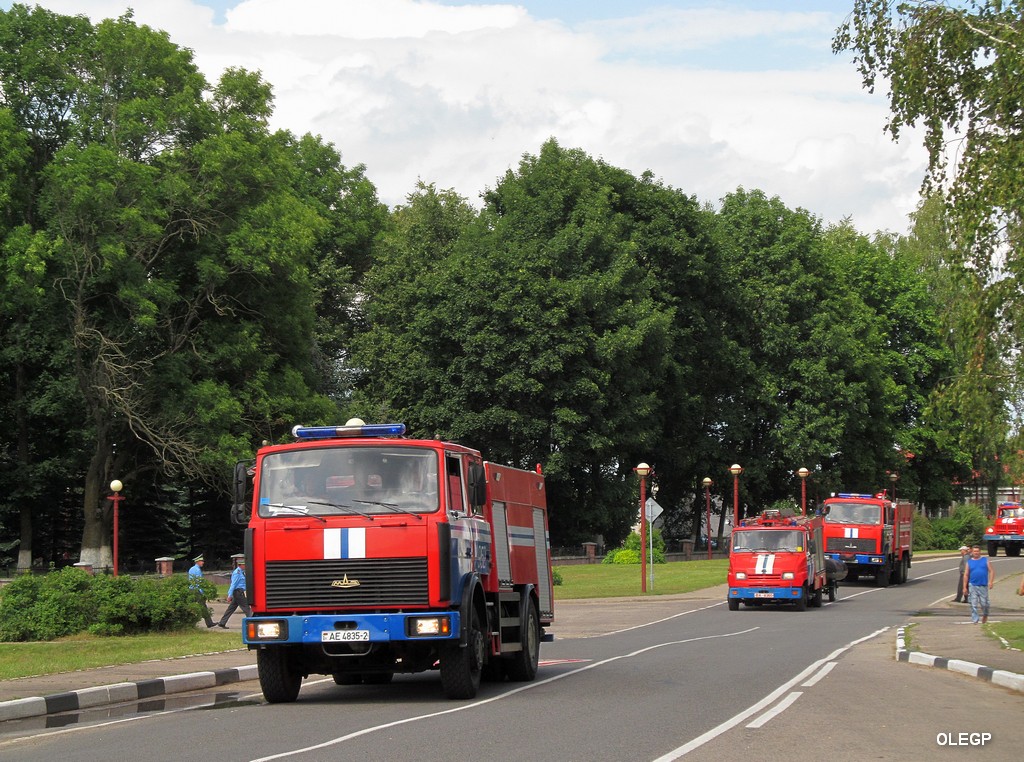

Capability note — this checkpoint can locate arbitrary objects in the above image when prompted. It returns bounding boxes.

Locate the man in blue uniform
[216,555,252,628]
[189,554,216,628]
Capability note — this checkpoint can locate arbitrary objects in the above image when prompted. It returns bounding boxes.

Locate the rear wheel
[827,582,837,603]
[258,647,302,703]
[440,607,485,699]
[505,600,540,682]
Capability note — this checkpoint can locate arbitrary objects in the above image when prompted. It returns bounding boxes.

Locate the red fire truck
[822,492,913,586]
[230,420,555,702]
[727,509,828,611]
[985,501,1024,557]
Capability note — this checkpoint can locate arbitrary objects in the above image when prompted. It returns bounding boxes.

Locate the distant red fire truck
[231,420,554,702]
[727,509,828,611]
[985,501,1024,557]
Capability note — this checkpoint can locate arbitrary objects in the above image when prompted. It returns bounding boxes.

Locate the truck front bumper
[825,552,884,566]
[241,611,462,646]
[985,535,1024,543]
[728,586,803,601]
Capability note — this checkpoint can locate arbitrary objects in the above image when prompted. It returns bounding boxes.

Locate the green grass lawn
[554,558,728,599]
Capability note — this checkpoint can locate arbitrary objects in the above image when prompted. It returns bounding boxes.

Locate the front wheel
[1006,544,1021,557]
[728,597,740,611]
[258,647,302,703]
[440,607,485,699]
[810,584,823,608]
[794,586,807,612]
[987,542,998,557]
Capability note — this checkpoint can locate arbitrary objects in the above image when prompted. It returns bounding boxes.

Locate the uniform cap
[193,554,204,562]
[958,546,969,551]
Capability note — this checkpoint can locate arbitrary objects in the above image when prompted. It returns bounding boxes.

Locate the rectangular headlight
[247,621,287,640]
[409,616,451,637]
[735,572,747,579]
[782,572,794,580]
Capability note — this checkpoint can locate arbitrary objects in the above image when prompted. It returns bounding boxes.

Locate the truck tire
[505,600,540,682]
[794,586,807,611]
[1007,545,1021,557]
[987,542,998,557]
[440,607,485,699]
[876,565,890,587]
[827,582,837,602]
[258,647,302,703]
[727,598,740,611]
[810,584,823,608]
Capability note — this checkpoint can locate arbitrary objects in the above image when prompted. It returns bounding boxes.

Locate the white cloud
[13,1,926,234]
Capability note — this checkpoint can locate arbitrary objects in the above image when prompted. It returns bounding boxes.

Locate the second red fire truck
[230,420,555,702]
[823,492,913,586]
[727,509,829,611]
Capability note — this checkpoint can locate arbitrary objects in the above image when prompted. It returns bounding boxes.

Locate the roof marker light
[292,423,407,440]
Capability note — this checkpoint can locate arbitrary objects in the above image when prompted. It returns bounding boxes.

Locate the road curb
[0,664,259,723]
[895,626,1024,694]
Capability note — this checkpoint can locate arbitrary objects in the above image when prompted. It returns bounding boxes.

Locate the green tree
[836,2,1024,497]
[1,7,347,568]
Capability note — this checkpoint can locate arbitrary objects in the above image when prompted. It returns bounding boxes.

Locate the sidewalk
[1,572,1022,722]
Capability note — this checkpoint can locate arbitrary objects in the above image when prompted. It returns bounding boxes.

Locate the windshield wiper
[353,499,424,520]
[305,499,376,520]
[265,503,327,523]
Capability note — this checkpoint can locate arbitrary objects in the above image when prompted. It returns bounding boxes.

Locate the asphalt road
[0,554,1021,761]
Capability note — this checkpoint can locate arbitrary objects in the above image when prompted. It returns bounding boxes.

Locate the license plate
[754,592,774,599]
[322,630,369,642]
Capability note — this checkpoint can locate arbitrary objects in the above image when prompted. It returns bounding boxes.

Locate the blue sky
[0,1,924,233]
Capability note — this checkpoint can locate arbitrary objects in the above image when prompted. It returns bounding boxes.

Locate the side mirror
[231,460,254,526]
[467,462,486,510]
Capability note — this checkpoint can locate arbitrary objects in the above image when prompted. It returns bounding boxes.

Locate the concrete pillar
[155,557,175,577]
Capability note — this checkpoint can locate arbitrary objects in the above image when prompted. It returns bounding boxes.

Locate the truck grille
[826,537,875,553]
[264,557,429,609]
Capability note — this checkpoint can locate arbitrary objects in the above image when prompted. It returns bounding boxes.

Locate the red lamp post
[729,464,743,526]
[702,477,713,560]
[634,463,652,593]
[797,467,809,516]
[108,479,124,576]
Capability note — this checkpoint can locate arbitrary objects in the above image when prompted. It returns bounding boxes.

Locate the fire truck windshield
[731,530,805,552]
[825,502,881,525]
[258,445,440,518]
[999,506,1024,519]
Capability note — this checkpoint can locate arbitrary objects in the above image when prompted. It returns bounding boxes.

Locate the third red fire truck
[230,420,554,702]
[727,509,828,611]
[823,492,913,585]
[985,501,1024,557]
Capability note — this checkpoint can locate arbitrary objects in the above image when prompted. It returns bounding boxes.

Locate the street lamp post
[797,467,809,516]
[729,464,743,526]
[889,471,898,504]
[702,477,712,560]
[634,463,652,593]
[108,480,124,576]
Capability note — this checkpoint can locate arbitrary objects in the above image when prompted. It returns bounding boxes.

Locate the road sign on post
[644,498,663,589]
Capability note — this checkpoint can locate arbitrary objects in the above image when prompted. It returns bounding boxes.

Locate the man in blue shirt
[216,555,252,628]
[962,545,994,624]
[189,554,216,628]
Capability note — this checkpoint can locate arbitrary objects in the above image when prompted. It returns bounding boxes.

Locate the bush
[551,567,563,586]
[602,530,667,564]
[0,572,213,642]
